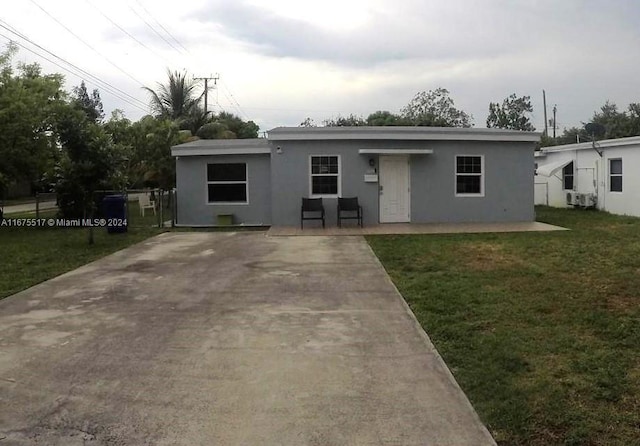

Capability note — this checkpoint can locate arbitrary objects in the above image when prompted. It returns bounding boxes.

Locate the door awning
[537,159,573,177]
[358,148,433,155]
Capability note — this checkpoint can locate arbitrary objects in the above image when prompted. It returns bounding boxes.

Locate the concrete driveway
[0,233,495,445]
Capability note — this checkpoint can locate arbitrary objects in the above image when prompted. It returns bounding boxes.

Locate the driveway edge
[363,238,498,445]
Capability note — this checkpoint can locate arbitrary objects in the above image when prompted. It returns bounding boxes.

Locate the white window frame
[609,158,623,193]
[206,163,249,205]
[455,155,485,197]
[309,155,341,198]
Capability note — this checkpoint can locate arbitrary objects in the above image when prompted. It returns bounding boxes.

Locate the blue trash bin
[102,194,127,233]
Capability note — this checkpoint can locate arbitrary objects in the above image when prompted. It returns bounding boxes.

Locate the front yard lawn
[367,206,640,446]
[0,201,165,300]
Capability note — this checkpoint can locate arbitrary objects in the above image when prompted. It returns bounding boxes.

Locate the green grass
[0,201,166,300]
[367,206,640,446]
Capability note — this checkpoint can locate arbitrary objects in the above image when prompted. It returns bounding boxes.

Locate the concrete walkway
[0,233,495,445]
[269,220,566,236]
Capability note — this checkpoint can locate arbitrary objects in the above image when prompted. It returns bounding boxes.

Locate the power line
[0,33,148,113]
[83,0,172,66]
[0,36,148,113]
[127,2,183,55]
[133,0,189,54]
[0,19,149,112]
[28,0,147,87]
[220,80,251,120]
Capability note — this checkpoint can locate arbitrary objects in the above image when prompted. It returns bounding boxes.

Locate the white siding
[535,142,640,217]
[602,148,640,216]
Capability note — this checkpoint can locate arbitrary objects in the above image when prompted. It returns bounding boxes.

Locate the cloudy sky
[2,0,639,132]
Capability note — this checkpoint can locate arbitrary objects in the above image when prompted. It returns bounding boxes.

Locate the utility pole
[194,74,219,114]
[542,90,548,138]
[552,104,557,138]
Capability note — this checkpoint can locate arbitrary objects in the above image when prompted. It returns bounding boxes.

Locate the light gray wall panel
[175,154,271,225]
[409,141,535,223]
[270,141,379,227]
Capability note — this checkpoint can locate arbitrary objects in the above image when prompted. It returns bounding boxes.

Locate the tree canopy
[322,89,473,128]
[542,100,640,147]
[366,110,412,126]
[73,81,104,123]
[322,114,366,127]
[486,94,535,131]
[0,44,259,208]
[54,82,117,218]
[589,101,640,139]
[0,43,65,196]
[401,88,473,127]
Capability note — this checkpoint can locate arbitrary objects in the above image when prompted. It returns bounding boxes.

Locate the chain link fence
[92,189,175,229]
[3,189,175,229]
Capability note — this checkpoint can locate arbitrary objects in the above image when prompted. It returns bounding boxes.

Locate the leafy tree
[299,117,316,127]
[590,101,634,139]
[540,100,640,147]
[557,127,589,145]
[103,110,134,190]
[627,103,640,136]
[215,112,259,138]
[0,43,65,197]
[73,81,104,123]
[539,135,556,148]
[486,94,535,131]
[195,111,259,139]
[54,104,117,219]
[128,116,187,190]
[366,110,411,126]
[401,88,473,127]
[323,114,366,126]
[184,106,209,136]
[196,122,235,139]
[104,109,132,147]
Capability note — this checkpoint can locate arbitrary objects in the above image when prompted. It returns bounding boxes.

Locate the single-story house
[534,135,640,217]
[171,126,540,227]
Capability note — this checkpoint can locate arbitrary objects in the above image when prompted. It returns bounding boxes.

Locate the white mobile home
[534,136,640,216]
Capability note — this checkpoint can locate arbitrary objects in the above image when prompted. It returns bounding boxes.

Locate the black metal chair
[337,197,363,227]
[301,198,325,229]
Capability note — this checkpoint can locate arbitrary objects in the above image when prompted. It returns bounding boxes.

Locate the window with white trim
[310,155,340,197]
[609,158,622,192]
[207,163,248,203]
[563,162,574,190]
[455,155,483,196]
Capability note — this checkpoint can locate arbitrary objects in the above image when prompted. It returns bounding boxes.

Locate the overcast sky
[2,0,639,133]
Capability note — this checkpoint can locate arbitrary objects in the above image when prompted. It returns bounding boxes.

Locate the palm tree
[143,70,203,122]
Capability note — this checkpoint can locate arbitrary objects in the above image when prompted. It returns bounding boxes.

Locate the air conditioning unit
[582,193,597,208]
[566,191,579,206]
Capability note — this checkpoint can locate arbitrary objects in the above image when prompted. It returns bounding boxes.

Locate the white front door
[379,156,410,223]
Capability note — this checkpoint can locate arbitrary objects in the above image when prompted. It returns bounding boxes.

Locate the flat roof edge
[541,135,640,153]
[171,147,271,157]
[268,126,540,142]
[171,138,270,157]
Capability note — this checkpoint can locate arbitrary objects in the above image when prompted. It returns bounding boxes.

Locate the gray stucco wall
[270,141,380,227]
[175,154,271,226]
[270,140,534,226]
[409,140,535,223]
